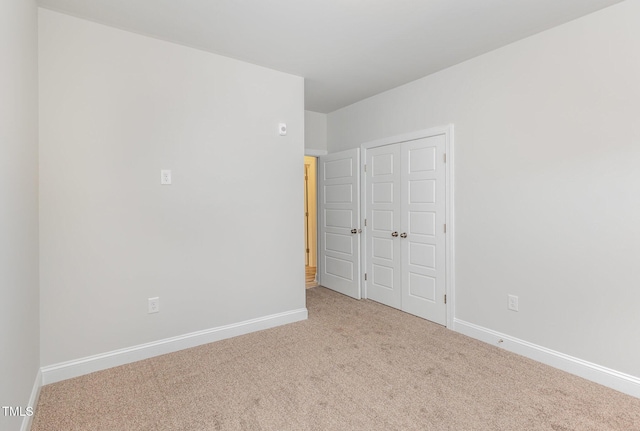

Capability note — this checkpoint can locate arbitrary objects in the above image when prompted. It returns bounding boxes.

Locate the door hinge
[444,224,447,233]
[444,153,447,163]
[306,248,310,253]
[364,273,367,281]
[364,218,367,227]
[444,294,447,304]
[364,164,367,172]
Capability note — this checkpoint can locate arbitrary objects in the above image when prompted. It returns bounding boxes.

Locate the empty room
[2,0,640,430]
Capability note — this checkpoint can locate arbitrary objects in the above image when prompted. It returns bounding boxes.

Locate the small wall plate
[278,123,287,136]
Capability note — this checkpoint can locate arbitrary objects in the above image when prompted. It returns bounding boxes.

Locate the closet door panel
[366,144,402,309]
[401,136,446,325]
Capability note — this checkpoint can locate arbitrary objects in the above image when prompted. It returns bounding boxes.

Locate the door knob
[351,229,358,234]
[391,231,399,237]
[400,232,407,238]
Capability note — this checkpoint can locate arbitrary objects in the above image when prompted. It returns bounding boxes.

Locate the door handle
[391,231,399,237]
[400,232,407,238]
[351,229,358,234]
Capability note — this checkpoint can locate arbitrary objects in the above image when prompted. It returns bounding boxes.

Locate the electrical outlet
[508,294,519,312]
[148,297,159,314]
[160,170,171,185]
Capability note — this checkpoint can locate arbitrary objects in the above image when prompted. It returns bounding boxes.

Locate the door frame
[360,125,455,328]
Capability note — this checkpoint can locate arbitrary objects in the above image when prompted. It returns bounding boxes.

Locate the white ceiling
[37,0,624,113]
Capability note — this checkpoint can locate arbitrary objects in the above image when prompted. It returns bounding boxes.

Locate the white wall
[328,1,640,378]
[39,9,305,366]
[0,0,40,429]
[304,110,327,152]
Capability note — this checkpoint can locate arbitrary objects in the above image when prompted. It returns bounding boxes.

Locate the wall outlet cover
[148,297,160,313]
[160,170,171,185]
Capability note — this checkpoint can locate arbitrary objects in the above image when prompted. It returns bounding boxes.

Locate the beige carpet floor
[32,287,640,430]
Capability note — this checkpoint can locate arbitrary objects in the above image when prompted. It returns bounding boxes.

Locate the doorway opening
[304,156,318,288]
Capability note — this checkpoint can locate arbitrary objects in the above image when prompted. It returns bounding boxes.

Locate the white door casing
[318,149,361,299]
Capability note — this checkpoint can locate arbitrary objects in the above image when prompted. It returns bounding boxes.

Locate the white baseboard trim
[41,308,308,385]
[21,369,42,431]
[453,319,640,398]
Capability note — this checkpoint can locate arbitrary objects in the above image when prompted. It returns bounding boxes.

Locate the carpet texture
[32,287,640,430]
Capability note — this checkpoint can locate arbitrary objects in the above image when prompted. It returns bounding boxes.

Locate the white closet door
[318,149,361,299]
[364,134,447,325]
[400,135,446,324]
[366,144,402,309]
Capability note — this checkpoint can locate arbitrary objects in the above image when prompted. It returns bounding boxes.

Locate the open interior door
[318,149,361,299]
